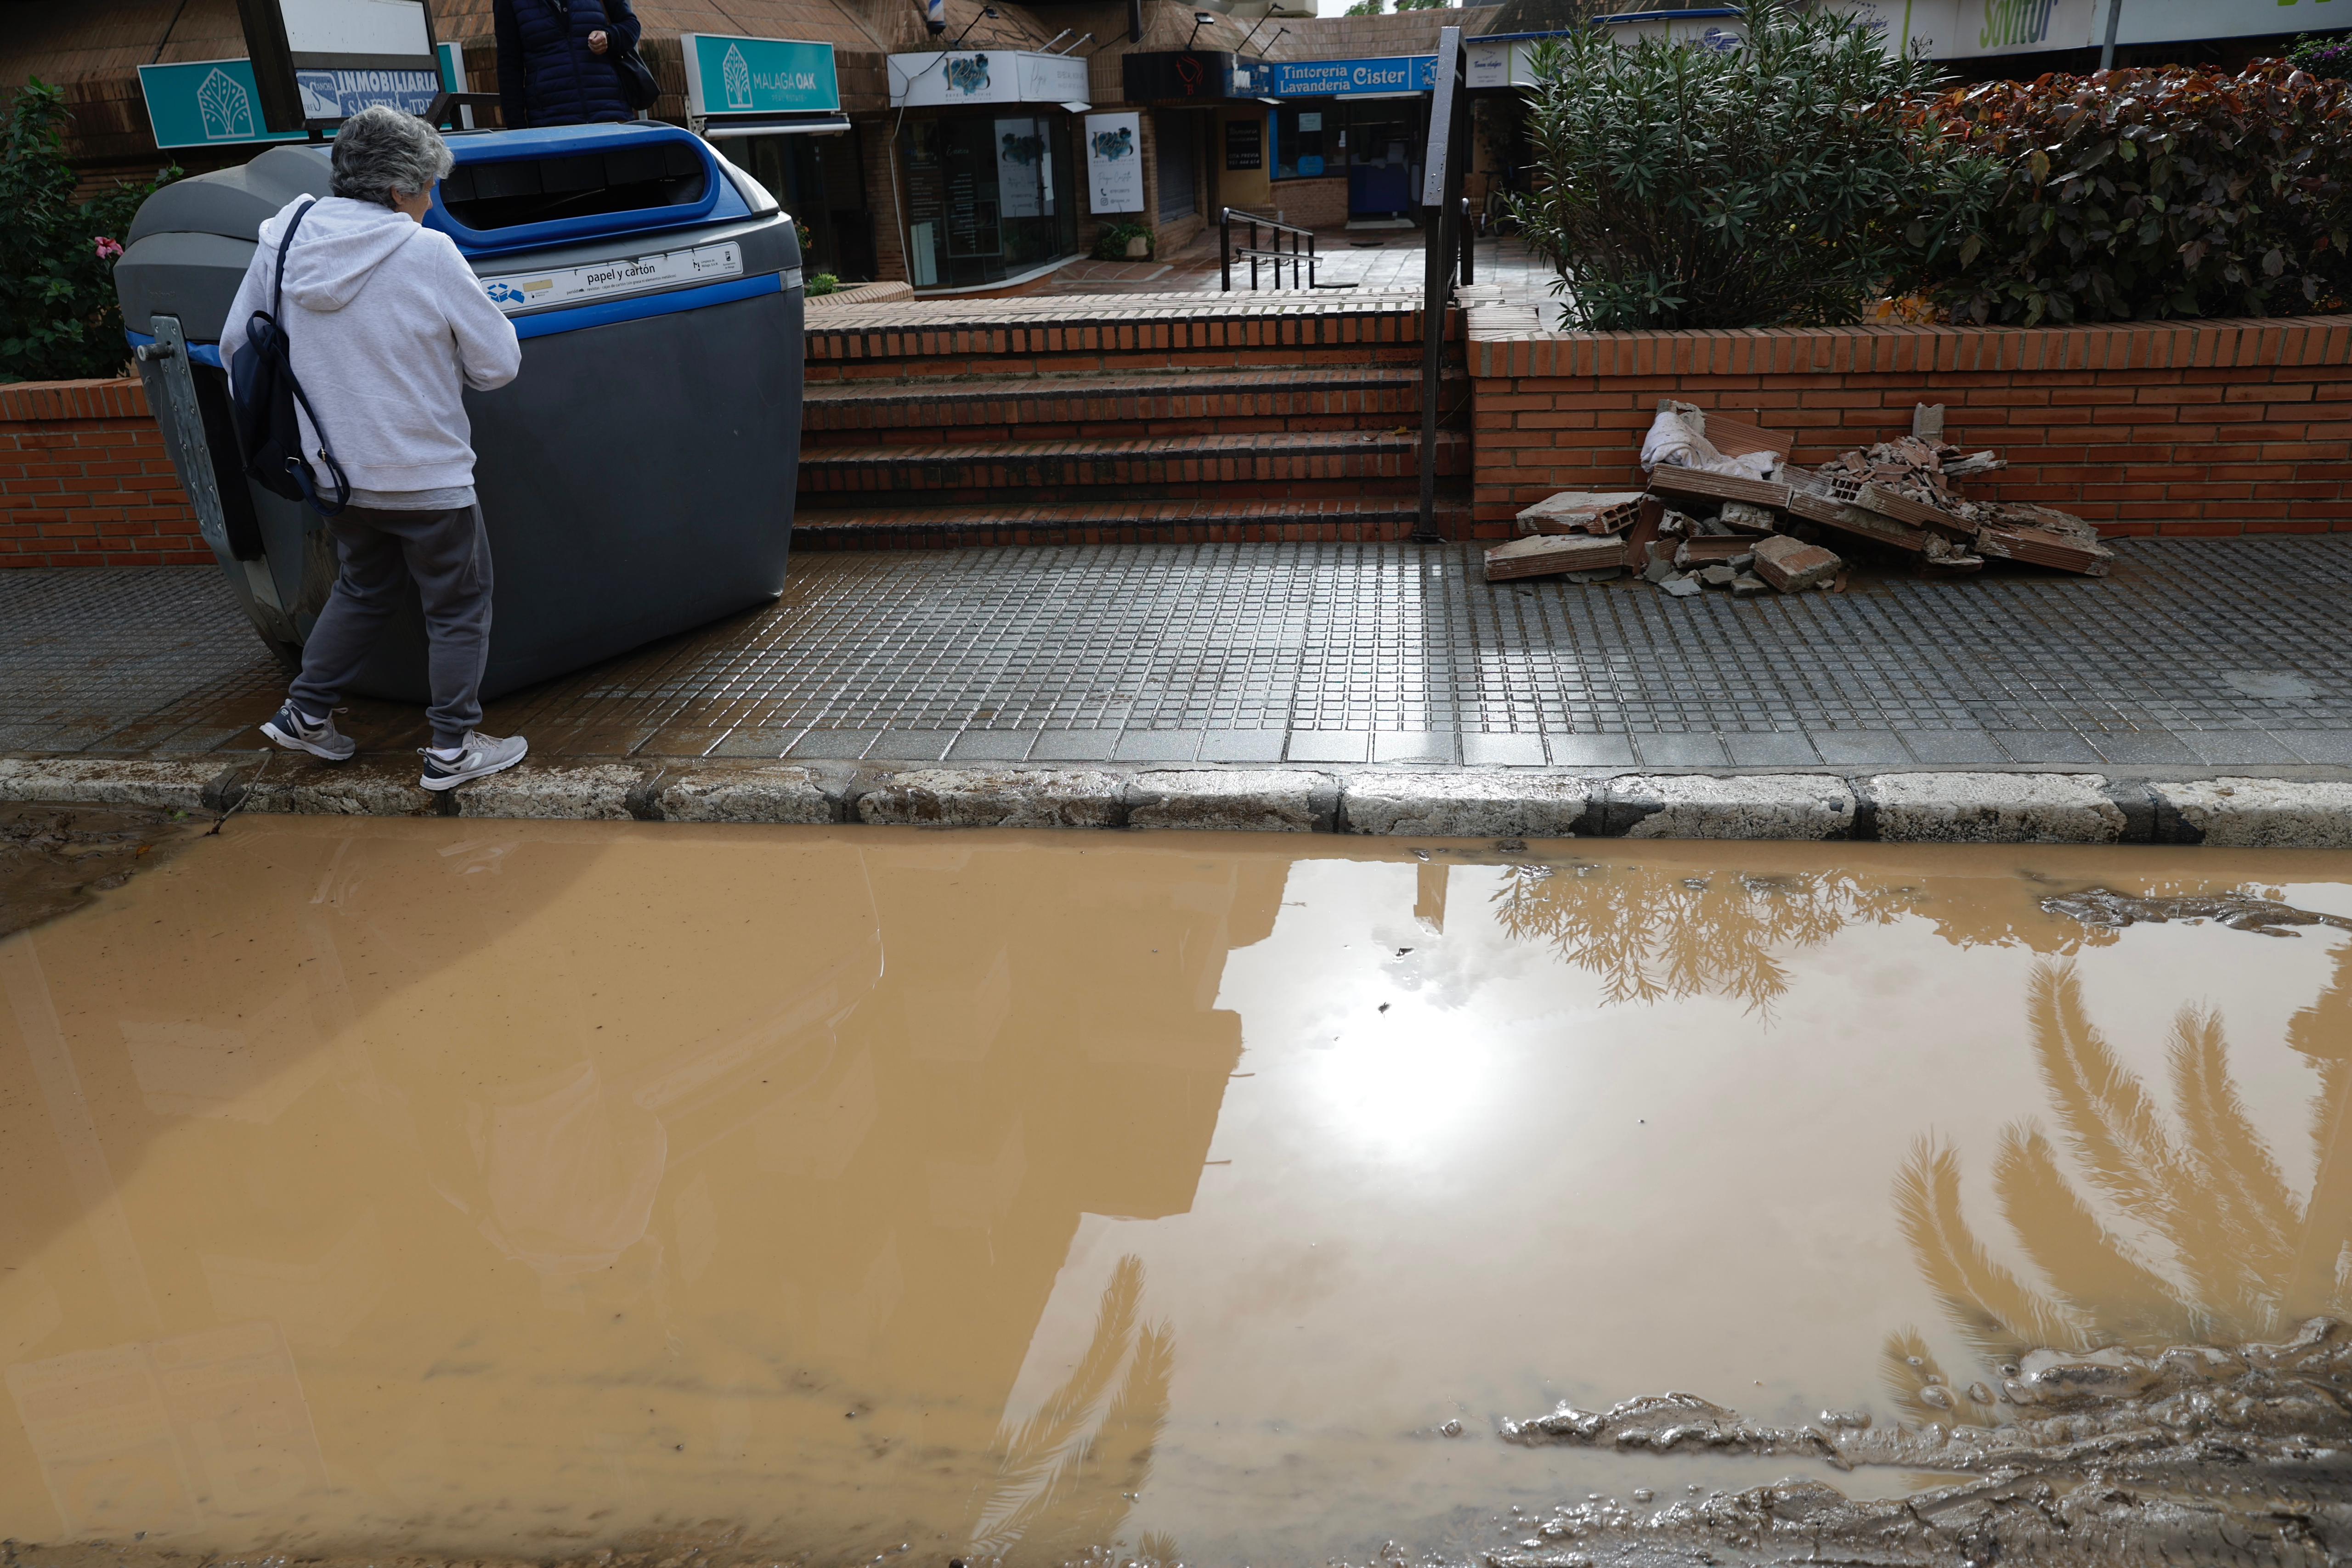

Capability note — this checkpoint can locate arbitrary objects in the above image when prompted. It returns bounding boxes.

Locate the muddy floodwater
[4,822,2352,1567]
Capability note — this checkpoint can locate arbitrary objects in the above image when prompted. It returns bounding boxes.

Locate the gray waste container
[116,121,803,698]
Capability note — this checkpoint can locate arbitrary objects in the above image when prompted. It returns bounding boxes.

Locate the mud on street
[2,822,2351,1568]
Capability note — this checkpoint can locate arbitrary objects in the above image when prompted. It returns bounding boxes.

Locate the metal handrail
[1414,26,1469,542]
[1220,206,1318,292]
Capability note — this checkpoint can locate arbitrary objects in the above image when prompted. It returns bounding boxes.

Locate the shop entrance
[1345,107,1420,220]
[900,112,1078,290]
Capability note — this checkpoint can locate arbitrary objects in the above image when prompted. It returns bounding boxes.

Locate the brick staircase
[794,292,1471,548]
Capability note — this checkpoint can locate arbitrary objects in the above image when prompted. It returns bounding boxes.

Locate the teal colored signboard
[138,59,306,150]
[683,34,842,118]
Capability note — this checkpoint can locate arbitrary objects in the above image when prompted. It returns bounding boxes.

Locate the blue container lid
[426,121,747,259]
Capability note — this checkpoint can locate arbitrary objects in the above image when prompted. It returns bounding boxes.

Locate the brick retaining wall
[0,378,207,568]
[8,311,2352,566]
[1466,312,2352,537]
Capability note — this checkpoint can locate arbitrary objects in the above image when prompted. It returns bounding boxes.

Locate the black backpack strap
[258,197,351,518]
[271,199,314,320]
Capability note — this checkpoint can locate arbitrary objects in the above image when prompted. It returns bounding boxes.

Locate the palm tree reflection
[1887,961,2352,1425]
[969,1255,1176,1566]
[1488,863,1918,1013]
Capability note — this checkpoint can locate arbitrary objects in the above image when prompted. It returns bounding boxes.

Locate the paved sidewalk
[7,538,2352,772]
[1027,233,1560,308]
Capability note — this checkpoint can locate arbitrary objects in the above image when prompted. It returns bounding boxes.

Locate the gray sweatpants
[290,504,492,748]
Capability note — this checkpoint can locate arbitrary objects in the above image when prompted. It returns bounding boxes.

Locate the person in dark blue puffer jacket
[493,0,644,128]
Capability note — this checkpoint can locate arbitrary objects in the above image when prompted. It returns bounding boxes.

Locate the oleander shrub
[1512,0,1988,330]
[1918,62,2352,324]
[0,79,175,382]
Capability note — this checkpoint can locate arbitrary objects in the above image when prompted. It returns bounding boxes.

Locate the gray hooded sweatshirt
[221,196,522,508]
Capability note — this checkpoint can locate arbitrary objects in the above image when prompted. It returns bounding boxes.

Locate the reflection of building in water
[6,1320,327,1538]
[1886,960,2352,1426]
[0,826,1283,1554]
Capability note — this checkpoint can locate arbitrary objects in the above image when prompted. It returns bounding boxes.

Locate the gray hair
[329,105,455,205]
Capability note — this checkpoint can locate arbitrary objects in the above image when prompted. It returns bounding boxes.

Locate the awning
[701,112,853,138]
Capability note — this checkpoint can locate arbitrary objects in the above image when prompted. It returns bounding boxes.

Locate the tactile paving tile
[6,538,2352,761]
[0,566,280,750]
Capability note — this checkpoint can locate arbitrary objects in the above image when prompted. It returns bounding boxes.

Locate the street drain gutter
[8,756,2352,847]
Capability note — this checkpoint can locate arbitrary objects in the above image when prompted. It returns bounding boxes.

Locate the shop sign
[1463,36,1574,87]
[1898,0,2092,57]
[1084,111,1143,213]
[684,34,841,118]
[1597,11,1747,52]
[1823,0,2319,59]
[235,0,442,130]
[1123,51,1234,102]
[293,66,441,119]
[1267,56,1437,97]
[138,59,308,148]
[2130,0,2348,42]
[1224,118,1262,171]
[890,49,1091,108]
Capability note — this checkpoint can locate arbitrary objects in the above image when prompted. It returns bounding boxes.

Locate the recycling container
[115,122,803,696]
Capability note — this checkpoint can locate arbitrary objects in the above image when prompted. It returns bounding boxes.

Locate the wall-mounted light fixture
[946,5,999,50]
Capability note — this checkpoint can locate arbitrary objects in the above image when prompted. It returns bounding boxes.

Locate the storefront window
[900,113,1077,290]
[1270,102,1426,209]
[1272,105,1327,180]
[746,130,875,283]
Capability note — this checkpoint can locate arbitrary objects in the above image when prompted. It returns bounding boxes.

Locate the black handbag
[608,25,659,110]
[228,199,350,517]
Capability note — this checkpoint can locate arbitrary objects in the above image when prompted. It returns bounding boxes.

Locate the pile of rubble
[1484,401,2115,595]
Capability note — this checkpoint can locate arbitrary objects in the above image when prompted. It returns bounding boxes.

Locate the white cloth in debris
[1639,407,1777,483]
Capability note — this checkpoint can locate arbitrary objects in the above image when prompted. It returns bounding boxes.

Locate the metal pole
[1414,26,1464,543]
[1220,207,1231,292]
[2099,0,2122,71]
[1459,196,1473,286]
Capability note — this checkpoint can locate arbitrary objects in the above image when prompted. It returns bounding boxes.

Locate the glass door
[1346,106,1420,219]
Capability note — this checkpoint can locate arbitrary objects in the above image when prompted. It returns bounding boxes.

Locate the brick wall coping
[1463,305,2352,380]
[807,289,1426,336]
[0,377,149,422]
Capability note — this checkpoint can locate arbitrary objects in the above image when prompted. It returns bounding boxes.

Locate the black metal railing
[1414,25,1470,541]
[1220,207,1319,291]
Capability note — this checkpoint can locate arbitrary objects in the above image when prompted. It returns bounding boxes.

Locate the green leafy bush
[0,79,175,383]
[806,271,841,296]
[1512,0,1983,330]
[1920,62,2352,324]
[1091,220,1154,261]
[2289,32,2352,80]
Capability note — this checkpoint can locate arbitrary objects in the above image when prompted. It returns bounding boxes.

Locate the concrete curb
[15,755,2352,847]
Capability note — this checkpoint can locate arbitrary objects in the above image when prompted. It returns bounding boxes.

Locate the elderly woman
[222,106,528,792]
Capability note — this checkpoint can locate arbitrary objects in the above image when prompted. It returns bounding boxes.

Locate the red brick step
[797,429,1470,499]
[802,365,1463,443]
[791,495,1476,549]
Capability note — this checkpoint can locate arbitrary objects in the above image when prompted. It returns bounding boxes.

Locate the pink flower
[93,237,123,261]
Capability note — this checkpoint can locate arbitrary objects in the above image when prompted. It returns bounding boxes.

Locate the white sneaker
[260,700,356,761]
[418,731,527,791]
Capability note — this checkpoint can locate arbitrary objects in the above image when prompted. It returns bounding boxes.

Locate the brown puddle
[2,822,2351,1566]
